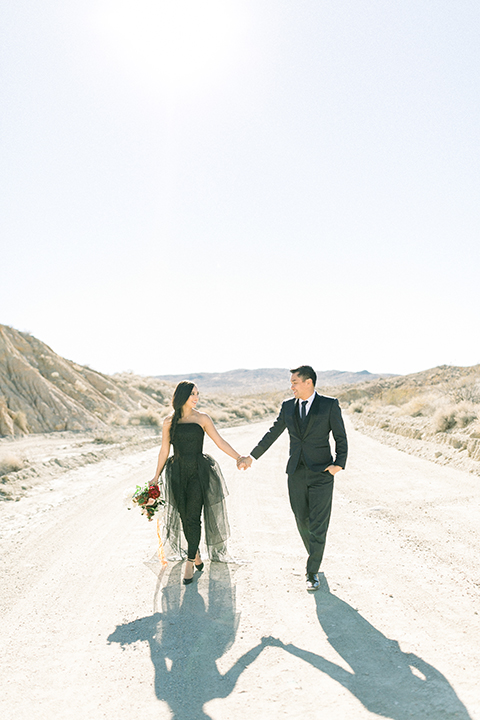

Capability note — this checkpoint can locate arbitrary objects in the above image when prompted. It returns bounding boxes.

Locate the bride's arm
[150,416,172,483]
[202,415,242,462]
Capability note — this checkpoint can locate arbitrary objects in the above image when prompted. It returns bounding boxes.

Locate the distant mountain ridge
[0,323,394,437]
[156,368,394,395]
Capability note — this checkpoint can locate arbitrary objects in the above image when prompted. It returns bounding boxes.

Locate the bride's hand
[236,456,252,470]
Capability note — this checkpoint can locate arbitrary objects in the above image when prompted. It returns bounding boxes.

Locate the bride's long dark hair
[169,381,195,444]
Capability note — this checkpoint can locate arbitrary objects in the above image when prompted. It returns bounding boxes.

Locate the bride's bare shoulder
[195,410,213,426]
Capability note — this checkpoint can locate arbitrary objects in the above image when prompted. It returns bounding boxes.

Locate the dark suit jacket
[251,393,348,475]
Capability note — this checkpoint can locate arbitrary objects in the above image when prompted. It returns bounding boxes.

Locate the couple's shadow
[107,567,472,720]
[276,575,472,719]
[107,562,271,720]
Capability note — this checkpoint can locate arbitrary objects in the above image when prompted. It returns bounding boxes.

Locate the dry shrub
[350,402,364,413]
[380,386,416,406]
[0,453,24,475]
[93,432,121,445]
[0,399,14,436]
[455,403,477,428]
[13,411,29,433]
[450,378,480,404]
[233,408,253,421]
[434,407,457,433]
[401,397,433,418]
[208,410,230,423]
[469,424,480,439]
[129,410,162,427]
[107,412,128,427]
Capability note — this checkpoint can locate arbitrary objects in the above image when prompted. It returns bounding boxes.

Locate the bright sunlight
[96,0,247,94]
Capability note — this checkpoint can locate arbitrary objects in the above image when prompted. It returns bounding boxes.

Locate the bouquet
[130,482,165,521]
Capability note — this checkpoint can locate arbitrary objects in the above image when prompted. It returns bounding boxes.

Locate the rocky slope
[334,364,480,475]
[0,325,173,436]
[0,325,284,439]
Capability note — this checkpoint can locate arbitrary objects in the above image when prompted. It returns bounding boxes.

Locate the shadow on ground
[272,575,472,720]
[108,569,471,719]
[107,561,272,720]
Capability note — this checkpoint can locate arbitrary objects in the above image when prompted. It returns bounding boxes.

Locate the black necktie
[301,400,308,424]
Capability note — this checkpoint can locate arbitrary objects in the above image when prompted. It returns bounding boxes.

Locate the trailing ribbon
[157,516,167,567]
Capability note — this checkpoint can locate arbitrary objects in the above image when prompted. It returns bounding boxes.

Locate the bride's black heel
[183,559,195,585]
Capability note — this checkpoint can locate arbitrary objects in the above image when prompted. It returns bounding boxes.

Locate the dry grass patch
[12,411,29,433]
[342,363,480,473]
[129,410,163,427]
[0,453,24,475]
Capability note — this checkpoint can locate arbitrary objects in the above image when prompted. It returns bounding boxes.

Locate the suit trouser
[288,464,334,574]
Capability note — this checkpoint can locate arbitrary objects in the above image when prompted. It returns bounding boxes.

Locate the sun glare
[97,0,246,93]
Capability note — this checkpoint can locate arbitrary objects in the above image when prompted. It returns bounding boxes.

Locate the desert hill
[156,367,389,394]
[0,326,286,437]
[0,325,174,435]
[0,324,394,438]
[334,363,480,473]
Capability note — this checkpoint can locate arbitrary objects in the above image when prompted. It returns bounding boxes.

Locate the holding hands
[236,455,252,471]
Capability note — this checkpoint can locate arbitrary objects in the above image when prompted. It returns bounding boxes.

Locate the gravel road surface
[1,418,479,719]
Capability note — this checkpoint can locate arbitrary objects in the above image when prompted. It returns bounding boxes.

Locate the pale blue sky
[1,1,479,377]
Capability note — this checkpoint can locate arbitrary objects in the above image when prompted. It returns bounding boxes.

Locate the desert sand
[1,417,479,720]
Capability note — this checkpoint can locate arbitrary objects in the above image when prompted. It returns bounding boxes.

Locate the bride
[150,381,243,585]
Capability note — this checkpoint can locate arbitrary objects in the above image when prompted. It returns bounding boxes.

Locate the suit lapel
[303,393,320,436]
[287,399,301,435]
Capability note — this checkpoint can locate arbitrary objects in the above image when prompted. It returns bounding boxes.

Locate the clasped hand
[236,456,252,471]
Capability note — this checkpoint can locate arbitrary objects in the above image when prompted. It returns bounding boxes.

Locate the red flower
[148,485,160,499]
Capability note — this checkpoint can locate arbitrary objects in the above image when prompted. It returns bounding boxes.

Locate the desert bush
[455,405,477,428]
[0,399,14,436]
[12,411,29,433]
[350,402,364,413]
[450,378,480,404]
[93,432,121,445]
[0,454,24,475]
[107,412,128,426]
[233,408,253,421]
[208,410,230,423]
[380,386,416,406]
[469,425,480,439]
[401,397,433,418]
[129,410,163,427]
[433,407,457,433]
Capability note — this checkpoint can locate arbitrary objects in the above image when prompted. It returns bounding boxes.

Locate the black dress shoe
[195,561,204,572]
[306,572,320,591]
[183,576,194,585]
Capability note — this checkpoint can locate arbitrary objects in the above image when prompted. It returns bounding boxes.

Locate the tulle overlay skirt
[161,453,230,561]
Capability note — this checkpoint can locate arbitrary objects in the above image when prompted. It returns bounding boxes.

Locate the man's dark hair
[290,365,317,387]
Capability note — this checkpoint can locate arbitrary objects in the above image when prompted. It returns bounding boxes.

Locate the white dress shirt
[300,391,317,416]
[249,391,317,461]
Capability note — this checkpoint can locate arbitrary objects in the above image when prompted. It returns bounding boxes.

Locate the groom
[238,366,348,591]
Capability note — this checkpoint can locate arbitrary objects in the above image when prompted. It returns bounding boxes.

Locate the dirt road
[1,418,479,719]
